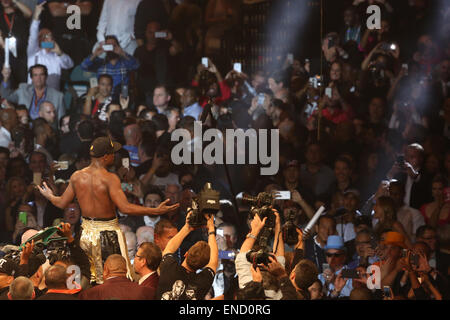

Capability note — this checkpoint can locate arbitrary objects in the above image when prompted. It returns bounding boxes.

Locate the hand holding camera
[93,42,105,58]
[208,60,218,74]
[250,213,267,235]
[205,213,215,232]
[266,255,286,279]
[87,85,99,98]
[183,209,195,232]
[251,264,263,282]
[50,41,63,56]
[57,222,74,244]
[414,252,432,273]
[20,240,35,265]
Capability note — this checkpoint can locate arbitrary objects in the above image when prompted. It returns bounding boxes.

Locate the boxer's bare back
[38,161,178,218]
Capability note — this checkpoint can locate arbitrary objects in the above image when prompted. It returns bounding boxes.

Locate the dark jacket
[37,290,79,300]
[394,171,433,210]
[79,276,155,300]
[134,0,169,42]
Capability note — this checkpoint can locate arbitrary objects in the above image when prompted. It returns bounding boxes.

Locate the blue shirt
[123,145,140,167]
[183,102,203,120]
[29,88,47,120]
[80,54,139,95]
[319,266,353,298]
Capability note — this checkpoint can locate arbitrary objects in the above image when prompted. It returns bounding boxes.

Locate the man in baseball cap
[89,136,122,158]
[0,258,19,298]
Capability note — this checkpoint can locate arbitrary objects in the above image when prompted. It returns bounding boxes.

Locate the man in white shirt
[389,180,425,241]
[27,2,74,90]
[96,0,142,55]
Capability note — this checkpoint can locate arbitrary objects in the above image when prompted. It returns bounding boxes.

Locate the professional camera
[282,208,299,246]
[4,226,69,268]
[242,192,277,266]
[188,183,221,227]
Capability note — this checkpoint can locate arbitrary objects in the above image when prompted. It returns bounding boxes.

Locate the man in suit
[79,254,155,300]
[1,64,66,128]
[134,242,160,298]
[388,143,433,210]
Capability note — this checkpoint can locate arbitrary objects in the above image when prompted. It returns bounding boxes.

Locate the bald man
[38,101,57,128]
[37,265,80,300]
[8,277,35,300]
[123,124,142,167]
[79,254,155,300]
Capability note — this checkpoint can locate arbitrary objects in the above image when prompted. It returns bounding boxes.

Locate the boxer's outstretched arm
[108,174,179,216]
[37,181,75,209]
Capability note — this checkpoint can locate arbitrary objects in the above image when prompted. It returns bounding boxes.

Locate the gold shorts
[79,217,134,284]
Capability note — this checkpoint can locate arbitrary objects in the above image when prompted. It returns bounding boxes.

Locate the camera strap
[312,236,321,271]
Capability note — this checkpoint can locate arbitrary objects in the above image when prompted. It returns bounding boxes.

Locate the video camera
[4,225,69,267]
[242,192,277,266]
[282,208,299,246]
[187,183,221,228]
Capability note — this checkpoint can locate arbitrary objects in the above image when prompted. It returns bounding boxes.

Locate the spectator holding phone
[318,235,354,299]
[26,1,73,91]
[388,143,433,210]
[134,22,175,103]
[347,229,378,269]
[80,35,139,98]
[44,0,94,66]
[192,58,231,108]
[82,74,113,120]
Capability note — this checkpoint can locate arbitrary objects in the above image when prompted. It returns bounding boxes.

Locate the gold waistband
[81,217,119,229]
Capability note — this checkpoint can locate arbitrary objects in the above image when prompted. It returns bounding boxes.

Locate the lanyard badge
[6,36,17,58]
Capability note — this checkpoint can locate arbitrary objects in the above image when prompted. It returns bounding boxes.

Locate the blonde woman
[373,196,412,249]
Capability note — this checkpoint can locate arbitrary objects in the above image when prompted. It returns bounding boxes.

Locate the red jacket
[191,79,231,107]
[139,272,159,300]
[79,276,155,300]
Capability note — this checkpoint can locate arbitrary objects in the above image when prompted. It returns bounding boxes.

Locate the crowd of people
[0,0,449,300]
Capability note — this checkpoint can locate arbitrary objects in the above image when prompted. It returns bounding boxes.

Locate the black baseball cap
[89,137,122,158]
[0,258,18,276]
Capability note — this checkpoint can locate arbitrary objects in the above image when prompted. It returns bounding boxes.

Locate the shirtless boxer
[37,137,179,284]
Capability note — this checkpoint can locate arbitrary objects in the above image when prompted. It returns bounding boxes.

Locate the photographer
[156,211,218,300]
[0,239,43,299]
[234,209,285,295]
